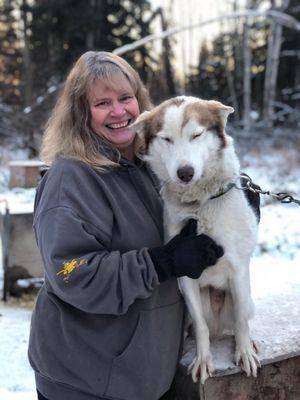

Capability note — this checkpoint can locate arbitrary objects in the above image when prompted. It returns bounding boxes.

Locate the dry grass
[1,292,36,310]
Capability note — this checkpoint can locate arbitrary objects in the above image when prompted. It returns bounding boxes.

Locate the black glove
[148,219,224,282]
[241,174,261,222]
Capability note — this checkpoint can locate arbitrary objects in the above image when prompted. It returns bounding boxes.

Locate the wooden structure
[163,261,300,399]
[9,160,45,188]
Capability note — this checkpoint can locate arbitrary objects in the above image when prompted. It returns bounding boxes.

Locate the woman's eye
[120,95,134,103]
[95,101,110,108]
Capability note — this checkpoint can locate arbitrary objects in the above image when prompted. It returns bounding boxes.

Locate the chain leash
[235,173,300,206]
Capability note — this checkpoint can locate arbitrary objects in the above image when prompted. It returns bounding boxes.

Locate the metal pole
[1,200,10,301]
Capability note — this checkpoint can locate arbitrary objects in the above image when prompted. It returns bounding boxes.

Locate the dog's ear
[132,109,163,151]
[208,101,234,122]
[131,110,151,138]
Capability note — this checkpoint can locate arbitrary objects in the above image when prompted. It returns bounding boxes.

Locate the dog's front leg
[178,276,213,384]
[165,217,213,383]
[229,271,260,377]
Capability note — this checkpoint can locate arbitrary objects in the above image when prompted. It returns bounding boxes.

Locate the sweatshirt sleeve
[34,205,159,315]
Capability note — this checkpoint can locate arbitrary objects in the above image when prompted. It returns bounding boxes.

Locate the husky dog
[133,96,260,384]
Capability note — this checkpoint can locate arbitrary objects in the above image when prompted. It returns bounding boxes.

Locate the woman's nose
[110,101,126,116]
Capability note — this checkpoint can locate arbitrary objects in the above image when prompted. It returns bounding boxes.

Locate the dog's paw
[235,341,261,377]
[188,352,214,384]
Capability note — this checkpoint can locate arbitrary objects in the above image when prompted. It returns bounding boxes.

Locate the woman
[28,51,225,400]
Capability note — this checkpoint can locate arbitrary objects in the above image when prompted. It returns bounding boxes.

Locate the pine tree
[0,0,23,105]
[28,0,155,96]
[103,0,155,83]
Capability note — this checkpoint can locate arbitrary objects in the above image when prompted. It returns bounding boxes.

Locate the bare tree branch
[113,9,300,56]
[22,9,300,115]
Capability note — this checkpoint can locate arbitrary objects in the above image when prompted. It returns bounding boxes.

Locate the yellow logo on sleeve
[57,258,87,282]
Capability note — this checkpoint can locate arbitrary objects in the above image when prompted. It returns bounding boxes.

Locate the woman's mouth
[106,120,131,129]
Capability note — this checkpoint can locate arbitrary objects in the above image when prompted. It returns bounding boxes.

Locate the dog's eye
[161,137,173,144]
[192,132,202,140]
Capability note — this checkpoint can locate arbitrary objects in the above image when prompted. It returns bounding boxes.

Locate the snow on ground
[0,157,36,215]
[0,187,36,215]
[0,143,299,399]
[0,304,36,400]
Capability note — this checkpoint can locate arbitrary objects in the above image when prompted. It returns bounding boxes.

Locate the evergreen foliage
[0,0,23,104]
[28,0,154,95]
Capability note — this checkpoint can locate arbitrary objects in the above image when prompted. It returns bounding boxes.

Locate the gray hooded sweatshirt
[28,156,184,400]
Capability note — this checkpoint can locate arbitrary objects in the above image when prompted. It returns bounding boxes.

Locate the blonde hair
[41,51,152,169]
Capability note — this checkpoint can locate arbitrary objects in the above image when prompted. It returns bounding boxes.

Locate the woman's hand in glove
[148,219,224,282]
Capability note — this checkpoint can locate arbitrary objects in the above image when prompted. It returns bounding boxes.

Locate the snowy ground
[0,142,300,399]
[0,302,35,400]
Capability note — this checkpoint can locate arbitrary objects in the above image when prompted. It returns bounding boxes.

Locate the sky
[149,0,274,83]
[150,0,223,78]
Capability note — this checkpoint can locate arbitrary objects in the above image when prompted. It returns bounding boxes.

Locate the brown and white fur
[133,96,260,384]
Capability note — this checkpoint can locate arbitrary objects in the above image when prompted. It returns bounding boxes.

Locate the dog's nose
[177,166,194,183]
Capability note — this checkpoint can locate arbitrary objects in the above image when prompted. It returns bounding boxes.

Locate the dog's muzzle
[177,165,194,183]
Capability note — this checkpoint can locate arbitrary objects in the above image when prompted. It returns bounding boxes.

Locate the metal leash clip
[238,173,300,206]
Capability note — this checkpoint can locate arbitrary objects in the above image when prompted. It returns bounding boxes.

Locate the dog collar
[210,182,236,200]
[169,180,237,207]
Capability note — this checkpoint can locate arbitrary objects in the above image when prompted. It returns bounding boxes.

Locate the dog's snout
[177,166,194,183]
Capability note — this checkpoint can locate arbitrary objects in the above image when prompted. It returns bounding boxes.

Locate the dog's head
[133,96,234,185]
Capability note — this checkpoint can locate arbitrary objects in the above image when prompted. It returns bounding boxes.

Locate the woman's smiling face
[88,76,140,154]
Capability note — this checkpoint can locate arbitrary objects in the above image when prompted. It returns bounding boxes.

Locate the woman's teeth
[107,120,130,129]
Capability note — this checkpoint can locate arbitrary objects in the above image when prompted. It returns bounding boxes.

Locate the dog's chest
[171,198,225,236]
[195,205,217,234]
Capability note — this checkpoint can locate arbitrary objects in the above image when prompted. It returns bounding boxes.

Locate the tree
[16,0,158,154]
[21,0,33,106]
[155,7,176,96]
[27,0,155,97]
[277,0,300,116]
[186,38,229,104]
[263,0,290,127]
[242,0,252,132]
[0,0,23,105]
[186,40,215,98]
